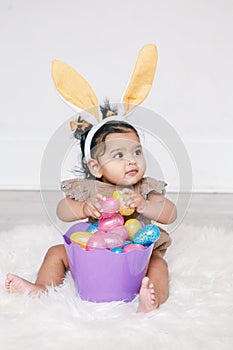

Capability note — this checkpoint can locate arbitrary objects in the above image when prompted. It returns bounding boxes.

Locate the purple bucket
[63,222,154,302]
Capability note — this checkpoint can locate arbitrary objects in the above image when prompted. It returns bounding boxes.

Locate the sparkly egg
[110,247,124,254]
[112,190,135,216]
[98,213,124,231]
[124,218,142,240]
[133,224,160,246]
[123,244,146,253]
[70,232,93,249]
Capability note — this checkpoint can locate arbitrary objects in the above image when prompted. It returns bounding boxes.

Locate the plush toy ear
[122,44,158,115]
[52,60,101,122]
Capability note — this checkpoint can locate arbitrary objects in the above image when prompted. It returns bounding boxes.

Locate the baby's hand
[121,189,146,214]
[82,194,106,219]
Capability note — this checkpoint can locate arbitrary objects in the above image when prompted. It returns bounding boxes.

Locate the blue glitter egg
[132,224,160,246]
[86,222,99,233]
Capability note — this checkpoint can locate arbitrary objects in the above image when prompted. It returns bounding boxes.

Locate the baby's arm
[56,195,105,222]
[122,190,177,224]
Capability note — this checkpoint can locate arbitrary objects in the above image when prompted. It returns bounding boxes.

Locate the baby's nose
[125,156,136,165]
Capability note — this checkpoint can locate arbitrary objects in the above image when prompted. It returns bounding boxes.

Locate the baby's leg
[5,244,69,296]
[137,249,169,313]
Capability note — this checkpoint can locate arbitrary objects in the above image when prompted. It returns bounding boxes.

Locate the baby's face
[95,130,146,186]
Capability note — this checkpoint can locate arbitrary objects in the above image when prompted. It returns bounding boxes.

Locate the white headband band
[84,115,126,161]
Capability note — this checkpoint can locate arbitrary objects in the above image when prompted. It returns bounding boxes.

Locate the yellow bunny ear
[122,44,158,115]
[52,60,101,121]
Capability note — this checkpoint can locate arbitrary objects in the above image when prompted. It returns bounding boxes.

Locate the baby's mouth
[125,169,138,176]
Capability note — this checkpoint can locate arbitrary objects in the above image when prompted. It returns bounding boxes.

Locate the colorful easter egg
[100,198,119,216]
[133,224,160,246]
[94,229,107,236]
[119,207,135,216]
[124,218,142,240]
[98,213,124,231]
[64,222,91,243]
[110,247,124,254]
[103,233,124,249]
[112,190,135,216]
[86,233,107,251]
[86,222,99,233]
[108,225,129,240]
[70,232,93,249]
[123,243,146,253]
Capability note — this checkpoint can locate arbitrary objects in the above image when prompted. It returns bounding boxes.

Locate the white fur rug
[0,224,232,350]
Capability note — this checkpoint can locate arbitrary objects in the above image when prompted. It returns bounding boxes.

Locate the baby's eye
[114,152,124,159]
[135,149,142,156]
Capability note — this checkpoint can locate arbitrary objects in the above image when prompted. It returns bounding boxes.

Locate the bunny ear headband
[52,44,158,161]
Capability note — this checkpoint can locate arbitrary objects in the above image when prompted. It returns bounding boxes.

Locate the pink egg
[94,229,107,236]
[98,213,124,231]
[123,244,146,253]
[108,226,129,240]
[100,198,119,216]
[86,234,108,251]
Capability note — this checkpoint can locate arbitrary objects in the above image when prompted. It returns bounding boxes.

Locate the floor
[0,191,232,231]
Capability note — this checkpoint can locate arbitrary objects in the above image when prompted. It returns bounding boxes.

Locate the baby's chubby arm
[122,189,177,224]
[56,194,105,222]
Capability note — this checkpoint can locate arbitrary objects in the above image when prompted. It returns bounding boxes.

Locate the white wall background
[0,0,232,192]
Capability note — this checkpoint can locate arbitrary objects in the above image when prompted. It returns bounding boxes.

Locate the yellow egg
[70,232,93,249]
[124,219,142,240]
[119,207,135,216]
[112,190,135,216]
[112,190,121,201]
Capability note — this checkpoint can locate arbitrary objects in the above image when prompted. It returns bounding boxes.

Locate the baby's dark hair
[80,120,139,178]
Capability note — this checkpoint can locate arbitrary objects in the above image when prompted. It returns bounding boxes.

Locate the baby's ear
[87,159,102,178]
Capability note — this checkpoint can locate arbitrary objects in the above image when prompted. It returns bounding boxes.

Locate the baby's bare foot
[5,273,46,297]
[137,276,159,313]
